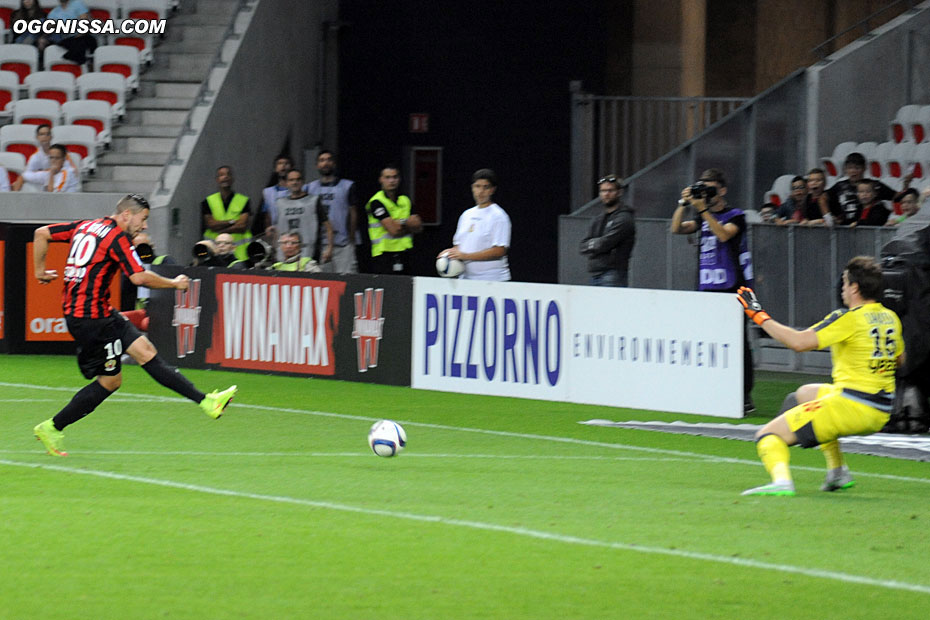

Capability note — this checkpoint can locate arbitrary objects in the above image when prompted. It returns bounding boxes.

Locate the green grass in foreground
[0,355,928,619]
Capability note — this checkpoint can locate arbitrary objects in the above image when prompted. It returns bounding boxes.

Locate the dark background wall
[336,0,608,283]
[333,0,908,283]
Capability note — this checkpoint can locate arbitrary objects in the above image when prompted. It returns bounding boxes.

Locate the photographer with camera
[671,168,756,413]
[191,233,238,268]
[270,230,322,272]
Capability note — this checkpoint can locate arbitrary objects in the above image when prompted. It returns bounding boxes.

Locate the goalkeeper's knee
[779,392,798,415]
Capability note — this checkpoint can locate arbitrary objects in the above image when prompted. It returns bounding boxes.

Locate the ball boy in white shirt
[439,168,511,281]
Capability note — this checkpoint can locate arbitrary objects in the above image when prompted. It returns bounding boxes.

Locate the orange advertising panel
[25,241,121,341]
[0,240,5,340]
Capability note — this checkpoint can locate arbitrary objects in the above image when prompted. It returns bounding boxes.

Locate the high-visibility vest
[366,191,413,257]
[204,192,250,260]
[272,257,316,271]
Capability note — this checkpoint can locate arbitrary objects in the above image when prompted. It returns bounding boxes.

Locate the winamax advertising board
[147,267,413,386]
[411,278,744,417]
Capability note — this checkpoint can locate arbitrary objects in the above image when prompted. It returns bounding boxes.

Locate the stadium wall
[154,0,339,262]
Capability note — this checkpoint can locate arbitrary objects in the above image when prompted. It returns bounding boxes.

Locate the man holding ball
[438,169,511,281]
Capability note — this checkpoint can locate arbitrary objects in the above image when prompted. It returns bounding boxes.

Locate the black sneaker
[744,399,756,414]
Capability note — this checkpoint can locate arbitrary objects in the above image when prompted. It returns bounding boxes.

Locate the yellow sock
[757,434,792,483]
[820,440,844,470]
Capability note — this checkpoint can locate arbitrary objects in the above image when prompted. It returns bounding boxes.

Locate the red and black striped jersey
[47,217,145,318]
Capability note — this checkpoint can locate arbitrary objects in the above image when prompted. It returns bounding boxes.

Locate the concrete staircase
[83,0,241,193]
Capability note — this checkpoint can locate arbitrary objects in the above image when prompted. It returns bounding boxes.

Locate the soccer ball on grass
[368,420,407,457]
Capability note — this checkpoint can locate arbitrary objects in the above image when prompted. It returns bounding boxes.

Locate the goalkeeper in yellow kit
[736,255,903,496]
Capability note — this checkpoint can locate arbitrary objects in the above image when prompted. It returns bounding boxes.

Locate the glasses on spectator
[791,184,806,190]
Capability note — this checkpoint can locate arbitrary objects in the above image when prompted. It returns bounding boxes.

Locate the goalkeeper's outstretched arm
[736,286,818,352]
[756,317,819,352]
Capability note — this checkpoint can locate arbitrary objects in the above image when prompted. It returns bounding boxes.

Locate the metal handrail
[155,0,253,195]
[811,0,919,59]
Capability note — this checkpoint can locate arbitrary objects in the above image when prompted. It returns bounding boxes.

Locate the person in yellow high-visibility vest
[200,165,253,261]
[366,165,422,274]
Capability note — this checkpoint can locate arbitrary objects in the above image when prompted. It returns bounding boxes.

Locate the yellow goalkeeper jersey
[812,302,904,396]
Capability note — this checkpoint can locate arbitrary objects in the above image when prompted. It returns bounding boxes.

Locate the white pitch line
[0,449,711,462]
[3,381,929,485]
[1,456,929,596]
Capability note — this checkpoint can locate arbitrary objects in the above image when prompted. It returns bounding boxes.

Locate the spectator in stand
[253,155,292,238]
[886,188,921,226]
[853,180,891,227]
[774,176,807,225]
[25,123,77,172]
[20,144,80,192]
[758,203,777,223]
[201,165,252,261]
[306,150,361,274]
[11,0,50,55]
[47,0,97,65]
[802,168,829,226]
[826,153,896,226]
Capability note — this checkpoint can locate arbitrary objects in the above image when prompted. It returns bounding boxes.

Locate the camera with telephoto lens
[689,181,717,201]
[192,241,214,261]
[134,242,154,263]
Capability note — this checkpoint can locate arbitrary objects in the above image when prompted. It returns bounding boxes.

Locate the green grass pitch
[1,355,929,619]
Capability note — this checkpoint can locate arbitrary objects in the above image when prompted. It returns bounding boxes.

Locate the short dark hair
[844,152,866,167]
[806,167,825,177]
[381,164,400,175]
[699,168,727,187]
[117,193,149,214]
[35,123,51,135]
[317,149,334,160]
[791,176,806,185]
[845,255,883,301]
[472,168,498,186]
[216,165,232,175]
[286,169,303,180]
[274,155,292,164]
[901,188,919,200]
[49,143,67,156]
[855,179,876,189]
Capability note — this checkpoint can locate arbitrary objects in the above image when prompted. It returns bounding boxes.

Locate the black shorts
[66,312,144,380]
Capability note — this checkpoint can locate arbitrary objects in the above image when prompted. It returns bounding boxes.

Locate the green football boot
[199,385,238,419]
[34,419,68,457]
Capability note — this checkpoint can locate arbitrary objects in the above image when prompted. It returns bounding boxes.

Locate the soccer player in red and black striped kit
[31,194,237,456]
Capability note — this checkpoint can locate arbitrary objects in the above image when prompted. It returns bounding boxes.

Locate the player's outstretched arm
[736,286,818,352]
[33,226,58,284]
[130,271,190,290]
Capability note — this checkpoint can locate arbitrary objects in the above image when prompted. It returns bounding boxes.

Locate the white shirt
[21,167,81,192]
[25,149,77,173]
[453,202,511,281]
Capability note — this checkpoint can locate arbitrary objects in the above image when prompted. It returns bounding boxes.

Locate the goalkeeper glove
[736,286,771,326]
